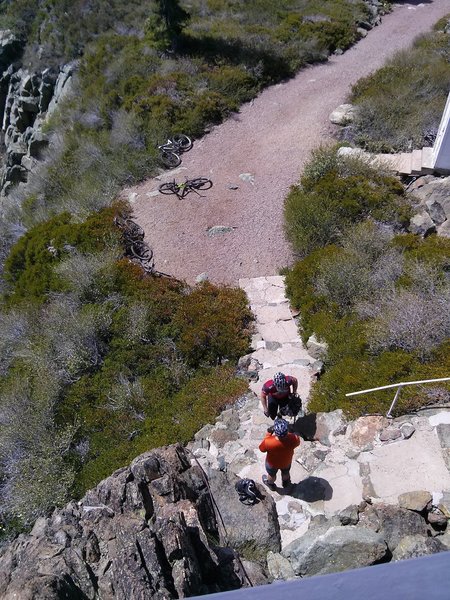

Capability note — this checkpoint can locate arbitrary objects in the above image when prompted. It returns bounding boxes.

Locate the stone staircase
[338,146,446,177]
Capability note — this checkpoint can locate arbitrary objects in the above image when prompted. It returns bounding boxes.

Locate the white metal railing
[345,377,450,418]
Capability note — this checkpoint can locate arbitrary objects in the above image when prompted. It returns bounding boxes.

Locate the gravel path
[126,1,450,286]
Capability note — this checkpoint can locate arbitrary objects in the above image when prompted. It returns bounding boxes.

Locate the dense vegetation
[284,146,450,418]
[0,204,251,538]
[349,16,450,152]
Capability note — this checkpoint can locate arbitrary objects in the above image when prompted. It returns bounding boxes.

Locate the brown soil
[125,1,450,286]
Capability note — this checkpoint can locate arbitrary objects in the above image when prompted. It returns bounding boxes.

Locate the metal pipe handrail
[345,377,450,418]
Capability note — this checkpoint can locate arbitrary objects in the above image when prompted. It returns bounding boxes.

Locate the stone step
[410,148,423,175]
[421,146,435,174]
[377,153,400,170]
[396,152,412,175]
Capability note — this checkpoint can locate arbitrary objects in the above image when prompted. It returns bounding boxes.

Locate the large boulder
[425,198,447,226]
[207,470,281,563]
[398,490,432,512]
[409,212,436,236]
[392,535,448,561]
[0,444,270,598]
[312,410,347,446]
[306,334,328,360]
[329,104,356,125]
[282,525,387,576]
[347,415,388,450]
[410,176,450,219]
[358,503,429,551]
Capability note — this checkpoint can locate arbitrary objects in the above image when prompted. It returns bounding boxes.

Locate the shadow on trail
[180,34,295,81]
[291,413,318,440]
[290,476,333,502]
[395,0,433,4]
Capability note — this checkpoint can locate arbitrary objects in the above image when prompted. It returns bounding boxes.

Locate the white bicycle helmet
[273,372,288,392]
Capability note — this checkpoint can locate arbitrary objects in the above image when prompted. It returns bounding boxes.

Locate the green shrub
[73,365,247,494]
[284,148,410,257]
[285,190,449,420]
[173,282,253,367]
[3,207,120,304]
[0,366,76,530]
[309,351,420,417]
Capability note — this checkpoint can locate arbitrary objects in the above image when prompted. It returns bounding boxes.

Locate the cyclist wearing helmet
[259,417,300,491]
[261,371,298,420]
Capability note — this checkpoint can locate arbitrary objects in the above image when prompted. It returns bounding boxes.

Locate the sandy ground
[125,1,450,286]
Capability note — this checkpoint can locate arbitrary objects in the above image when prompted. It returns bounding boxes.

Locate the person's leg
[267,395,278,420]
[262,462,278,489]
[281,466,292,487]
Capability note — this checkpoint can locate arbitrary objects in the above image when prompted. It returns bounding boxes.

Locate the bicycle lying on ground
[158,177,213,199]
[113,213,177,279]
[114,215,145,246]
[157,134,193,168]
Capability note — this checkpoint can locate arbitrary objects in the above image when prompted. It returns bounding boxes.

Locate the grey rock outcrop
[207,470,281,562]
[392,534,447,561]
[0,55,76,195]
[409,175,450,236]
[282,525,387,576]
[0,444,272,598]
[359,503,429,551]
[0,30,24,72]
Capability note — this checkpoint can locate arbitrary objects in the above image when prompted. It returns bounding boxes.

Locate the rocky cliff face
[0,30,74,198]
[0,443,277,599]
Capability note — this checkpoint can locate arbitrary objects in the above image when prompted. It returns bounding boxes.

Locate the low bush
[284,147,410,257]
[0,206,253,535]
[308,351,421,417]
[173,282,253,367]
[72,365,247,495]
[3,207,121,304]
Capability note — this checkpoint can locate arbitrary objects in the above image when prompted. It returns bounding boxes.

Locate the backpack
[278,394,303,418]
[235,478,259,505]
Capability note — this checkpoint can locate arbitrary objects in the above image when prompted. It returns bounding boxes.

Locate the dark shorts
[265,461,291,478]
[267,395,289,420]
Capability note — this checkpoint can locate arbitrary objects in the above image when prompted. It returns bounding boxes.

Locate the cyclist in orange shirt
[259,418,300,492]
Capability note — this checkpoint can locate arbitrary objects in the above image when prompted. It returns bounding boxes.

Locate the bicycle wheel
[189,177,212,190]
[113,214,127,229]
[130,241,153,262]
[159,182,179,195]
[160,150,181,168]
[125,219,144,240]
[172,134,192,152]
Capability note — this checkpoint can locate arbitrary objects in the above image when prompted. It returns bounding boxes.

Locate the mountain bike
[129,240,177,279]
[158,177,213,199]
[158,134,193,168]
[113,215,144,242]
[129,240,155,273]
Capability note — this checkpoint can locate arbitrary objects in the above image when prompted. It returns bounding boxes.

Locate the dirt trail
[126,1,450,286]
